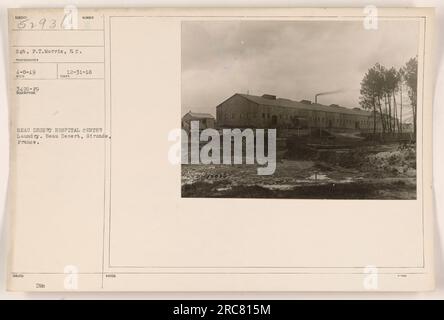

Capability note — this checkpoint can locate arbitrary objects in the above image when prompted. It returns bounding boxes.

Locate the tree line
[359,57,418,136]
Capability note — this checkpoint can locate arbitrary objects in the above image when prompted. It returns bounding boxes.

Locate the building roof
[236,93,372,117]
[184,111,215,119]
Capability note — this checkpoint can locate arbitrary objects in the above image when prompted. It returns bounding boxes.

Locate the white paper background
[0,0,442,299]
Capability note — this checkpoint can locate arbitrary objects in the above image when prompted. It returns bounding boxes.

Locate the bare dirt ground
[181,143,416,199]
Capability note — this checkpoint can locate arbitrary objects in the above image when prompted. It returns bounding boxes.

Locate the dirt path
[181,159,416,199]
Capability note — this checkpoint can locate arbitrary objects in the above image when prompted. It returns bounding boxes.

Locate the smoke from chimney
[315,90,343,104]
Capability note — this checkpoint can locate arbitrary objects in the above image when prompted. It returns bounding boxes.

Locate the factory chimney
[314,90,343,104]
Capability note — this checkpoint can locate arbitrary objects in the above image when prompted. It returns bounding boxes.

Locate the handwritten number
[60,13,72,29]
[17,18,28,29]
[39,18,46,29]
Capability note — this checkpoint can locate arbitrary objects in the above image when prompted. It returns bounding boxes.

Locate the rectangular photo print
[181,20,419,199]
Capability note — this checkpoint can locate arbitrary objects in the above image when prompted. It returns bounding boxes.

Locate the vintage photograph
[181,20,419,199]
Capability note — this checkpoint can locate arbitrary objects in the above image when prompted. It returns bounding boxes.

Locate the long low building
[216,93,388,132]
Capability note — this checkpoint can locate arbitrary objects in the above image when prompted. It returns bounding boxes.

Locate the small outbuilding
[182,111,216,131]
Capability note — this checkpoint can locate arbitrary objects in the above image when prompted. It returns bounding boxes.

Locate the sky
[181,20,419,118]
